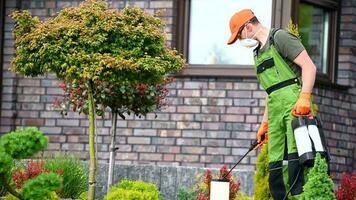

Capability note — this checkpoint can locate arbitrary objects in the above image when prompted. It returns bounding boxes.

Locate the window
[188,0,273,65]
[175,0,296,77]
[294,0,339,83]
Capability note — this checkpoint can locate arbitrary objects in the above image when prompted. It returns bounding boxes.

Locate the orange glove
[292,92,311,117]
[257,121,268,145]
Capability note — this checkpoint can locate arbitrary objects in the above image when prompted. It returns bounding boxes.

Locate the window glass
[188,0,273,65]
[299,2,330,74]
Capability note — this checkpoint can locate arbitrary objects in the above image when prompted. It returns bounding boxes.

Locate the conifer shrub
[253,144,273,200]
[104,180,161,200]
[301,153,335,200]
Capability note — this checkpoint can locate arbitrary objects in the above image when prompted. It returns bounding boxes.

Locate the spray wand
[221,139,262,180]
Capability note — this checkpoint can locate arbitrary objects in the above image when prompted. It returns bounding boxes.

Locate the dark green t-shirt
[259,28,305,76]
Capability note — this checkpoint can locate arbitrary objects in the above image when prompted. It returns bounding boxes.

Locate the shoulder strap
[269,28,281,46]
[254,28,281,57]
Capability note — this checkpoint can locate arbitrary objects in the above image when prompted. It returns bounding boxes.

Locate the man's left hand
[292,92,311,117]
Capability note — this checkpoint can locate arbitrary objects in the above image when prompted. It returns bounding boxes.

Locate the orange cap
[227,9,255,45]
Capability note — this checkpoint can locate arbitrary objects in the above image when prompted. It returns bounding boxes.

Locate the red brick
[201,90,226,98]
[40,127,62,134]
[140,153,162,161]
[133,145,156,152]
[152,121,176,129]
[175,155,199,162]
[177,121,200,129]
[171,114,194,121]
[177,106,200,113]
[150,1,173,8]
[201,122,225,130]
[201,106,225,114]
[23,87,45,94]
[62,143,84,151]
[184,98,207,105]
[200,155,223,163]
[182,130,206,138]
[23,119,44,126]
[178,89,201,97]
[127,137,151,144]
[133,129,157,136]
[17,111,39,118]
[182,147,205,154]
[207,147,230,155]
[220,115,244,122]
[157,146,180,153]
[57,119,79,126]
[158,130,181,137]
[116,153,138,160]
[233,83,258,90]
[177,138,200,146]
[163,154,175,161]
[18,79,40,87]
[17,95,40,103]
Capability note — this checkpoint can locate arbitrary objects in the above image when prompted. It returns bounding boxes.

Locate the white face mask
[239,27,261,48]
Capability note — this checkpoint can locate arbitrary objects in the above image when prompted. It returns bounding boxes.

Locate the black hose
[282,167,302,200]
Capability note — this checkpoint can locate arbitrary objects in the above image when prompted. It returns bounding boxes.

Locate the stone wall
[93,163,255,199]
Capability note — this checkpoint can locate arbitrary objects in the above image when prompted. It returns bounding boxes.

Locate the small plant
[288,19,300,38]
[253,144,273,200]
[301,153,335,200]
[177,187,196,200]
[234,192,253,200]
[104,180,161,200]
[196,165,240,200]
[21,173,62,200]
[335,172,356,200]
[44,154,88,199]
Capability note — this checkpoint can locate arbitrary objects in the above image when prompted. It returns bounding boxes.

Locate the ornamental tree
[11,0,184,199]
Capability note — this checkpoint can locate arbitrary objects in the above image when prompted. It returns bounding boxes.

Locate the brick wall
[1,0,355,182]
[338,0,356,87]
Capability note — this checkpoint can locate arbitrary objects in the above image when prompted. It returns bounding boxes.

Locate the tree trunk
[107,110,118,193]
[87,81,97,200]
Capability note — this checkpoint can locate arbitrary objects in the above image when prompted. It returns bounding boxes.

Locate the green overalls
[253,30,305,200]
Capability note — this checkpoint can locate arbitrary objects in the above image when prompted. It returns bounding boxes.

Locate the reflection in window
[299,3,330,74]
[188,0,272,65]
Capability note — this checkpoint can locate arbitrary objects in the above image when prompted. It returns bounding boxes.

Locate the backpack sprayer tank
[292,116,329,166]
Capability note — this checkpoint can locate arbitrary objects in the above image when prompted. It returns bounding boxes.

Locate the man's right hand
[257,121,268,145]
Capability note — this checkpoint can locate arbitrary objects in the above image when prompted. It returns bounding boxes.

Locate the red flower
[136,84,147,95]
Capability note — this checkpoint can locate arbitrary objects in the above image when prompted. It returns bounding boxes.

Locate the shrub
[0,127,48,159]
[44,154,88,199]
[177,187,196,200]
[335,172,356,200]
[21,172,62,200]
[253,144,273,200]
[234,192,253,200]
[104,180,161,200]
[196,165,240,200]
[301,153,335,200]
[0,152,13,175]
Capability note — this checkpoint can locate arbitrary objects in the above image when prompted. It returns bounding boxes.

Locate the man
[227,9,317,199]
